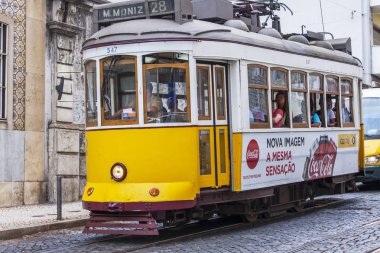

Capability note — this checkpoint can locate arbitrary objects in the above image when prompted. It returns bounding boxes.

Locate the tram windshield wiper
[102,55,121,113]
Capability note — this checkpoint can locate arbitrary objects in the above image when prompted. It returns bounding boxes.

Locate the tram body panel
[82,182,196,203]
[83,127,200,203]
[232,133,243,192]
[240,131,358,191]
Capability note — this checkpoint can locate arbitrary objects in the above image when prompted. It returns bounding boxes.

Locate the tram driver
[147,82,164,123]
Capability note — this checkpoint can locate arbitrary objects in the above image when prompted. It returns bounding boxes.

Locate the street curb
[0,218,88,241]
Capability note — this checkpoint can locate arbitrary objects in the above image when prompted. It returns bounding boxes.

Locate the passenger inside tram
[272,91,287,128]
[326,95,337,127]
[310,95,323,127]
[342,98,353,123]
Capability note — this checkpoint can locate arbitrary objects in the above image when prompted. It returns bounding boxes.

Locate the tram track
[41,197,351,253]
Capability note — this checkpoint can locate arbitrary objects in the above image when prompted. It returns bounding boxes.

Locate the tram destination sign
[97,0,175,23]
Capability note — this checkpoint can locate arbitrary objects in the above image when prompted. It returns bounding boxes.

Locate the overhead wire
[323,0,361,14]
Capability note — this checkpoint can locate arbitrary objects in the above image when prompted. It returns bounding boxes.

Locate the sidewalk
[0,201,89,240]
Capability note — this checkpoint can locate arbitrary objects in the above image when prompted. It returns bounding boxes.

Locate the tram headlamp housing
[111,163,127,182]
[365,156,380,165]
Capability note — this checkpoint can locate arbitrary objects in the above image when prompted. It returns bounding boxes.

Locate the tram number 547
[150,0,168,13]
[106,46,117,54]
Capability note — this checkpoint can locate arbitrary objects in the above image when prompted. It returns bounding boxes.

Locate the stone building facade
[0,0,106,207]
[46,0,106,203]
[0,0,46,207]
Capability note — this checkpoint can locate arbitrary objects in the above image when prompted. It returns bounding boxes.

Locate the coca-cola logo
[303,136,337,181]
[247,139,260,169]
[308,154,333,179]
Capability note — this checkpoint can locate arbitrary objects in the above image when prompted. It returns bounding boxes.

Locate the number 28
[151,1,167,13]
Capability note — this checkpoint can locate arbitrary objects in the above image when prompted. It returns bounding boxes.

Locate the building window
[0,22,7,119]
[248,65,269,128]
[326,76,340,127]
[85,60,97,127]
[291,71,308,127]
[101,55,138,125]
[341,78,354,127]
[373,14,380,46]
[309,74,324,127]
[271,68,289,128]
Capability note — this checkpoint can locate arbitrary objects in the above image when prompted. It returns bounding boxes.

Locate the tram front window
[144,65,189,124]
[363,97,380,139]
[85,60,97,127]
[101,56,138,125]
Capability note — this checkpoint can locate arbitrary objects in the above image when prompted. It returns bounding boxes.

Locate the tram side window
[341,78,354,127]
[271,68,289,128]
[101,56,138,125]
[144,63,189,124]
[291,71,308,127]
[85,60,97,127]
[248,65,269,128]
[197,66,211,120]
[326,76,340,127]
[309,74,325,127]
[215,67,226,120]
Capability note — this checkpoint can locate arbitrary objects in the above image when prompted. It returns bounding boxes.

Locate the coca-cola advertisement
[246,139,260,170]
[241,131,356,191]
[303,135,337,180]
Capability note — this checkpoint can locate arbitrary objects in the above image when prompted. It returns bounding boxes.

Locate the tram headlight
[110,163,127,182]
[365,156,379,165]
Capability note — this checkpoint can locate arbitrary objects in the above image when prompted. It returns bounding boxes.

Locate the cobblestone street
[1,185,380,253]
[140,186,380,253]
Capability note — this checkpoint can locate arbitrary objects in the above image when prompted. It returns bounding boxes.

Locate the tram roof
[83,19,359,66]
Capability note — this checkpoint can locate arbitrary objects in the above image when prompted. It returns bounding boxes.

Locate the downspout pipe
[362,0,372,87]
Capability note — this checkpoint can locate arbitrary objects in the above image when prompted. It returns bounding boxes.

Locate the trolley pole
[57,176,62,220]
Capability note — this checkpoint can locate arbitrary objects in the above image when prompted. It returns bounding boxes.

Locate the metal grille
[0,22,7,119]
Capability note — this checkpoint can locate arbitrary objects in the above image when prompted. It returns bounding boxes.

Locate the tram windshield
[143,53,189,124]
[363,97,380,139]
[101,56,138,125]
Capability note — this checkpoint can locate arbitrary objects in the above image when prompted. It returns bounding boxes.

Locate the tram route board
[97,0,175,23]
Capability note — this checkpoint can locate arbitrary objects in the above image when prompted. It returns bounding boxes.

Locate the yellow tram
[82,0,363,235]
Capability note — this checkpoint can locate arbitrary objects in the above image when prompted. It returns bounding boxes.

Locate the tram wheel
[241,213,258,223]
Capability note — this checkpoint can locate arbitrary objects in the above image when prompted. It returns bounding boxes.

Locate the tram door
[197,64,230,188]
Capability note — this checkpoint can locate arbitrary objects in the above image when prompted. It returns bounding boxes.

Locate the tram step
[83,212,159,235]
